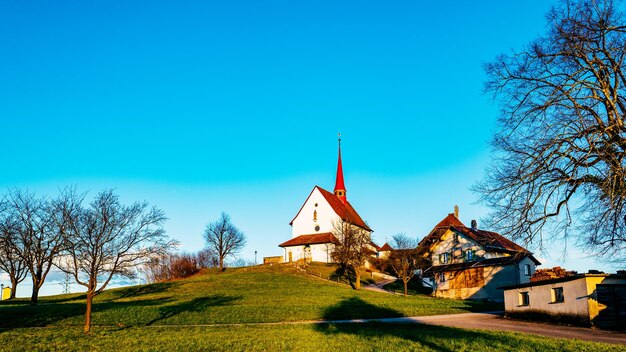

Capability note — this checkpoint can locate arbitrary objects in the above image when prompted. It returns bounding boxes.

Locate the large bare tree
[477,0,626,260]
[203,212,246,271]
[58,189,173,333]
[5,190,64,304]
[387,234,420,297]
[331,219,373,290]
[0,199,28,299]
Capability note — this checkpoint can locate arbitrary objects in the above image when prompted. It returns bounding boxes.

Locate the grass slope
[0,265,621,351]
[1,265,498,328]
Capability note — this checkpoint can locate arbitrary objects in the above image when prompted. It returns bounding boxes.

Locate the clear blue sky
[1,1,614,296]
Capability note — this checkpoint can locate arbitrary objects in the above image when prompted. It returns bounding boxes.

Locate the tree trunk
[355,269,361,290]
[219,256,224,271]
[30,285,40,305]
[9,277,17,300]
[403,280,408,297]
[84,292,94,333]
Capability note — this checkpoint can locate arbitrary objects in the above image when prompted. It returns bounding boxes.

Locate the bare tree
[0,199,28,299]
[58,189,174,333]
[203,213,246,271]
[331,219,373,290]
[477,0,626,260]
[387,234,419,297]
[143,252,201,283]
[5,190,64,304]
[196,248,219,268]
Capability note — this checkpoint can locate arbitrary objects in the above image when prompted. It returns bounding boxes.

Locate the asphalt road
[328,312,626,346]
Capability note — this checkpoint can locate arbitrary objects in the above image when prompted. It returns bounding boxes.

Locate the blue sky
[1,1,615,296]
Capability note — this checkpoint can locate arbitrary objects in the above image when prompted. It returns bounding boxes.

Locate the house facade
[279,138,373,263]
[419,209,540,302]
[502,273,626,330]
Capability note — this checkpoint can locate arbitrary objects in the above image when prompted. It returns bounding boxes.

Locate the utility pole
[254,251,257,266]
[60,272,71,294]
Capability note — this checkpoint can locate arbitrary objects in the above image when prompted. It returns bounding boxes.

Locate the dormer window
[464,249,475,261]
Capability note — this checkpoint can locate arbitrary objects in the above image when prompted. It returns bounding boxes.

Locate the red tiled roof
[435,213,465,228]
[289,186,372,232]
[316,187,371,231]
[450,226,528,253]
[369,242,381,251]
[417,214,537,263]
[380,243,393,251]
[278,233,339,247]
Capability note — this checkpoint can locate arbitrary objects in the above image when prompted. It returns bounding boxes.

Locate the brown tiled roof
[424,253,533,274]
[450,226,528,253]
[289,186,372,232]
[435,213,465,228]
[417,214,539,264]
[380,243,393,251]
[278,233,338,247]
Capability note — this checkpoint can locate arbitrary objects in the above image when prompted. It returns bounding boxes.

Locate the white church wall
[311,243,334,263]
[292,188,340,238]
[283,243,336,263]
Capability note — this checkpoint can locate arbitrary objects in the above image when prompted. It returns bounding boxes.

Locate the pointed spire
[334,133,347,203]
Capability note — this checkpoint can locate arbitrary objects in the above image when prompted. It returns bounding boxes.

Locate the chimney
[471,219,477,229]
[454,205,459,219]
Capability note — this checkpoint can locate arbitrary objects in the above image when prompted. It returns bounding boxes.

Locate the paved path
[327,312,626,346]
[362,273,397,294]
[142,312,626,346]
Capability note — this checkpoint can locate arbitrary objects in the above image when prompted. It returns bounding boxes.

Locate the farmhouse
[502,273,626,330]
[418,209,540,302]
[278,138,374,263]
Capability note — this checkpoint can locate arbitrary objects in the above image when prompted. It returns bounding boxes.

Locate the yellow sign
[1,287,11,300]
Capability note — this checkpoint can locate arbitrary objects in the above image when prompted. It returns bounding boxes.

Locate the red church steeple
[334,133,347,203]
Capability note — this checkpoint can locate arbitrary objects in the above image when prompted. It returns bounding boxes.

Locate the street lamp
[254,251,257,266]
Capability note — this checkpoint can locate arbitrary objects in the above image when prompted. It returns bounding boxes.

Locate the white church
[278,138,381,263]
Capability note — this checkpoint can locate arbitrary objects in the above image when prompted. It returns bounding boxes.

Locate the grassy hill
[0,264,622,351]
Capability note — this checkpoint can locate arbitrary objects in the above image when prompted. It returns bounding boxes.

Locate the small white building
[502,273,626,329]
[279,138,372,263]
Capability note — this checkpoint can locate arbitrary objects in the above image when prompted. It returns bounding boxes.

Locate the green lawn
[0,324,621,352]
[0,265,620,351]
[0,265,499,328]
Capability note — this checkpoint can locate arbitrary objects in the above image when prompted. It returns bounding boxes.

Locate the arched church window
[313,210,317,221]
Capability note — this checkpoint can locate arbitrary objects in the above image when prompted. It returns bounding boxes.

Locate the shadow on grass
[320,296,404,321]
[106,281,179,300]
[316,298,511,351]
[0,297,170,330]
[146,294,242,326]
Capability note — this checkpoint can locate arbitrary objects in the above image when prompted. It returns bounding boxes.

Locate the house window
[524,264,532,276]
[464,250,475,261]
[439,252,450,264]
[519,291,530,306]
[313,210,317,222]
[552,287,564,303]
[439,273,446,283]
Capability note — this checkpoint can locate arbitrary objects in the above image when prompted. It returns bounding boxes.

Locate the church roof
[278,232,339,247]
[288,186,372,232]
